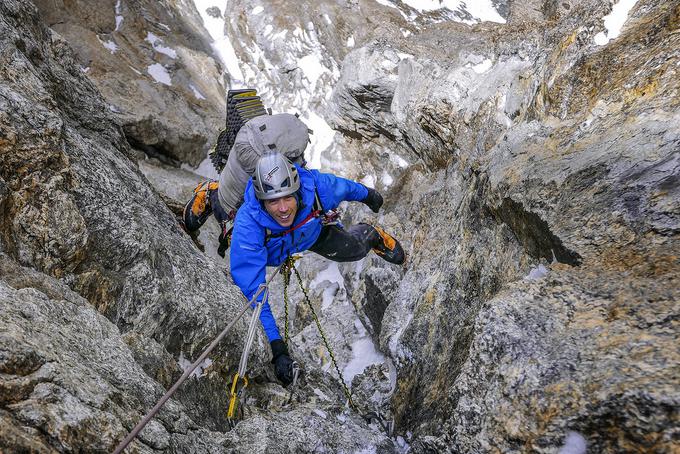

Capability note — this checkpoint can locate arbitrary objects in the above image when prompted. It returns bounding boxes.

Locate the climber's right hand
[362,187,383,213]
[270,339,295,386]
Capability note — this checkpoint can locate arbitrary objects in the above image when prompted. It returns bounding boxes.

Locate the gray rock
[332,0,680,451]
[0,255,232,453]
[32,0,226,165]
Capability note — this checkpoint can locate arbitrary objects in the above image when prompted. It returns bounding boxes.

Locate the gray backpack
[212,90,312,213]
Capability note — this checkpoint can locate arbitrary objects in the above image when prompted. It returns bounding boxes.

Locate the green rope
[288,262,355,409]
[283,262,291,344]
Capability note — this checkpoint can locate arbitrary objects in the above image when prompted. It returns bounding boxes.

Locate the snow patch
[323,13,332,24]
[382,171,394,186]
[403,0,505,23]
[298,53,329,90]
[311,263,344,292]
[468,58,493,74]
[559,432,587,454]
[313,387,330,400]
[128,65,142,75]
[396,435,411,453]
[313,409,328,419]
[301,111,335,169]
[347,35,355,48]
[145,32,177,58]
[115,0,123,31]
[99,37,118,54]
[251,5,264,15]
[355,445,378,454]
[80,66,90,73]
[361,175,376,188]
[342,337,385,384]
[189,84,206,100]
[147,63,172,85]
[594,0,638,45]
[391,154,408,168]
[526,264,549,280]
[178,352,213,378]
[401,29,412,37]
[193,0,245,83]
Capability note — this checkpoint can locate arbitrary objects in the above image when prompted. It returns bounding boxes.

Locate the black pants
[309,224,378,262]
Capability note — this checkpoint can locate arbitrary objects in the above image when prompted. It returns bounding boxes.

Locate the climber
[182,113,308,257]
[230,152,405,386]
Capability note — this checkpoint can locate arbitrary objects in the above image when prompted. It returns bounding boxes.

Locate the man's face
[263,195,298,227]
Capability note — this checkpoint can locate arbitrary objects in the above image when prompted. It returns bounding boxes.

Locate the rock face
[32,0,226,165]
[2,0,679,452]
[329,0,680,451]
[0,1,391,452]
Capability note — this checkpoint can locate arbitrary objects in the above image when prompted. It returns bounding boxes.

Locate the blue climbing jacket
[230,165,369,342]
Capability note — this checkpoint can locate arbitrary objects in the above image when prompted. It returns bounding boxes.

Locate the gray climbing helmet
[252,153,300,200]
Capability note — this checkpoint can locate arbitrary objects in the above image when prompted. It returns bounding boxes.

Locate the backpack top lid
[244,113,311,162]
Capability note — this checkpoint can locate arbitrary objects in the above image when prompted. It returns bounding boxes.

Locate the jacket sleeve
[229,212,282,342]
[312,170,369,209]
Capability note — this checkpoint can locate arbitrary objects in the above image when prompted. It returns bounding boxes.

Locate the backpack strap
[263,189,338,245]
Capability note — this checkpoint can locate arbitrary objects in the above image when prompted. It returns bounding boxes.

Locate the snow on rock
[145,32,178,58]
[98,37,118,54]
[469,58,493,74]
[382,171,394,187]
[178,351,213,378]
[193,0,245,83]
[115,0,123,31]
[189,83,206,100]
[594,0,639,45]
[361,174,376,188]
[302,110,336,169]
[376,0,506,24]
[311,261,344,287]
[420,0,504,23]
[298,52,330,92]
[526,264,549,280]
[558,432,587,454]
[147,63,172,85]
[342,335,386,384]
[313,409,328,419]
[347,35,355,48]
[396,435,411,453]
[252,5,264,15]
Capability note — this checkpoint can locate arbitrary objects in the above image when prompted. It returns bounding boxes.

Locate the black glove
[362,187,383,213]
[270,340,295,386]
[217,227,232,258]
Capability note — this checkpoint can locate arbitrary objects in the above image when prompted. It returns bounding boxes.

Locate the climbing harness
[113,263,286,454]
[281,256,355,409]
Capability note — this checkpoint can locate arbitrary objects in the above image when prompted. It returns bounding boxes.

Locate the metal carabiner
[227,373,249,420]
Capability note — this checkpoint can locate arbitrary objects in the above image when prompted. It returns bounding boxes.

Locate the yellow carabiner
[227,373,249,419]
